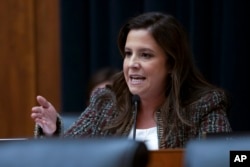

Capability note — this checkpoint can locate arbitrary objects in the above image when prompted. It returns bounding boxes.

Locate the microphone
[132,95,140,140]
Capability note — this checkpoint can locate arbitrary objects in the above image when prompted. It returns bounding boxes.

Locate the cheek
[123,60,126,69]
[123,61,127,72]
[150,61,166,73]
[151,63,168,81]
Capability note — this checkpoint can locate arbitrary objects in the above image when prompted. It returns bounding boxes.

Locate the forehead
[125,29,165,54]
[126,29,154,45]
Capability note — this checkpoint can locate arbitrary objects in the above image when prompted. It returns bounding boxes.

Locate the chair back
[0,138,149,167]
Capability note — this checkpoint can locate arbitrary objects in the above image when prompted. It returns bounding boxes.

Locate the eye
[141,53,152,59]
[124,50,132,57]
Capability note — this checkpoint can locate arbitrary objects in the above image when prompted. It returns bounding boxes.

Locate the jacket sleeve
[33,88,116,138]
[192,90,232,138]
[63,88,117,138]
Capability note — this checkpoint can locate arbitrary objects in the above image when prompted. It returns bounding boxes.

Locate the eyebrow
[125,47,155,53]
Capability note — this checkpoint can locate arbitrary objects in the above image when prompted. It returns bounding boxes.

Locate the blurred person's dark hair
[87,67,119,100]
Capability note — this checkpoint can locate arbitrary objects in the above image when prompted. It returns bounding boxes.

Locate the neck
[139,94,165,114]
[136,94,166,129]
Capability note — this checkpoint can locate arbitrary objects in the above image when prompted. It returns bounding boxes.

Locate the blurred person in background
[86,67,119,104]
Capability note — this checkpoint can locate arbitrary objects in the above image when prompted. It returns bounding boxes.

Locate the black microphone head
[132,95,140,104]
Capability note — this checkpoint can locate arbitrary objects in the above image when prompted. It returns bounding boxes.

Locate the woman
[31,12,231,149]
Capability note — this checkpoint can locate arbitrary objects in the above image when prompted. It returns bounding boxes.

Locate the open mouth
[130,75,146,84]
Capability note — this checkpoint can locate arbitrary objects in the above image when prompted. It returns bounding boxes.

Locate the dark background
[60,0,250,131]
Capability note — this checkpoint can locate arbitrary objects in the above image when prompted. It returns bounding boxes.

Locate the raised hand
[31,96,58,136]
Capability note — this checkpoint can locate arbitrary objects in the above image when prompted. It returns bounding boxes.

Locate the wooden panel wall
[0,0,61,138]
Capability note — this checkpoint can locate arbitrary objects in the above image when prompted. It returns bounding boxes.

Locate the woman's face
[123,29,169,100]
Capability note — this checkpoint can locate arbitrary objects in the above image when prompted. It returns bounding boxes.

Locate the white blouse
[128,127,159,150]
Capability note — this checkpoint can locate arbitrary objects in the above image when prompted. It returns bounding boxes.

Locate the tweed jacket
[34,88,232,149]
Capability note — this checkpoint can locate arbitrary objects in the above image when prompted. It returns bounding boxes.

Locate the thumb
[36,95,50,108]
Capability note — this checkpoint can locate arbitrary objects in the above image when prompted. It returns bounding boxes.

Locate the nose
[128,54,140,68]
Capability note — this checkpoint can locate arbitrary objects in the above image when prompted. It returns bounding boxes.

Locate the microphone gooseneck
[132,95,140,140]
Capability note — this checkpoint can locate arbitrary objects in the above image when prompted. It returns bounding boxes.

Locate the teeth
[132,78,142,80]
[131,77,144,84]
[130,75,144,79]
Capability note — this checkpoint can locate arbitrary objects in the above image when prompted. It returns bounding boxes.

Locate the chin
[128,88,139,95]
[129,89,143,97]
